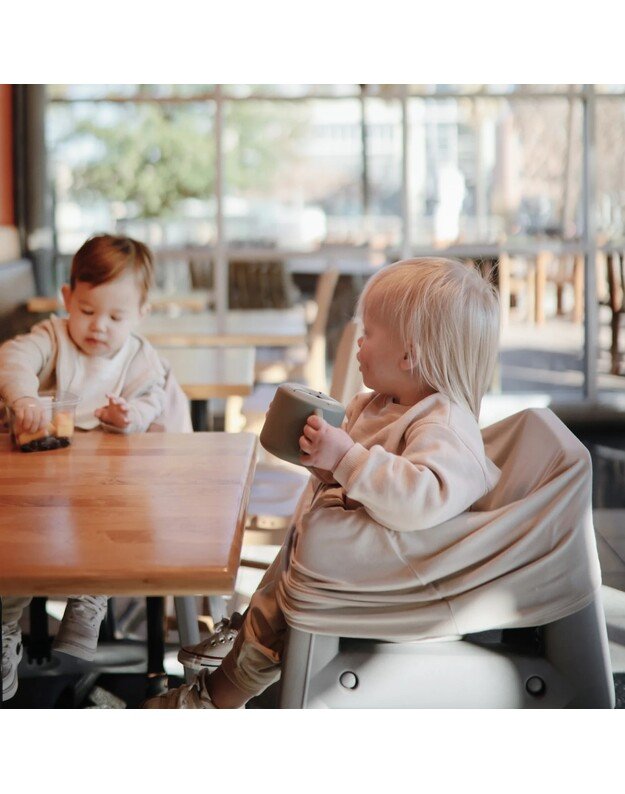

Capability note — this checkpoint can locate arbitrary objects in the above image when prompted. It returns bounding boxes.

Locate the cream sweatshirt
[331,391,501,532]
[0,316,166,434]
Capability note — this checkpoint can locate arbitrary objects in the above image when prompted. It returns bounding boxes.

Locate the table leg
[145,597,168,697]
[190,400,207,431]
[173,596,201,684]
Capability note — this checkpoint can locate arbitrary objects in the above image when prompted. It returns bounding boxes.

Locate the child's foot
[53,596,108,661]
[143,672,217,709]
[2,623,23,701]
[177,612,243,672]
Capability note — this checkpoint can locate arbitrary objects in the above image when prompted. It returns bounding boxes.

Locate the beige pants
[220,545,289,698]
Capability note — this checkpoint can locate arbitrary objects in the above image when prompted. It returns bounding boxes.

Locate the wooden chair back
[329,319,364,406]
[229,259,298,309]
[303,268,340,391]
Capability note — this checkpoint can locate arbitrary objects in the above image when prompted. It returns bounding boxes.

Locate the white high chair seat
[278,595,614,708]
[276,407,614,708]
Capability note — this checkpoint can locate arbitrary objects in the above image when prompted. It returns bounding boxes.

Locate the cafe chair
[599,250,625,375]
[240,267,340,437]
[253,267,340,392]
[229,259,300,310]
[240,268,341,441]
[188,253,299,310]
[546,252,584,324]
[276,407,614,708]
[497,252,537,327]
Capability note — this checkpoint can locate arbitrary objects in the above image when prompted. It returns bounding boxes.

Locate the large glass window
[47,86,406,253]
[48,85,599,255]
[596,97,625,238]
[47,95,216,256]
[221,96,402,249]
[407,95,583,246]
[43,84,625,404]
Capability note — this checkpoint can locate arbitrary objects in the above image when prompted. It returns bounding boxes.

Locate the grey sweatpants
[2,596,32,631]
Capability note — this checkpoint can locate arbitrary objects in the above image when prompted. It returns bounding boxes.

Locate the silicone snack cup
[259,383,345,467]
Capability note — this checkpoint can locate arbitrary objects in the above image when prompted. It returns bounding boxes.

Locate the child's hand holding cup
[259,383,346,468]
[11,396,48,435]
[299,412,353,470]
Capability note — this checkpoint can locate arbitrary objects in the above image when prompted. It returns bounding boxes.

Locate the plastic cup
[8,390,80,452]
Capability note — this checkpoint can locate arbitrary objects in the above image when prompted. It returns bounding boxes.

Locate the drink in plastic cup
[8,390,80,452]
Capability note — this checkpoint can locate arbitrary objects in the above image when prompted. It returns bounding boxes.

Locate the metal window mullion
[400,85,411,259]
[582,84,598,403]
[214,84,227,332]
[49,87,601,104]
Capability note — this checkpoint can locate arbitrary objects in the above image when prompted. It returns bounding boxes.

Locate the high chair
[277,407,614,709]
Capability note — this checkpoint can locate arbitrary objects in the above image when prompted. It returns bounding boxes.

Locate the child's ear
[61,284,72,313]
[139,301,151,319]
[400,347,415,371]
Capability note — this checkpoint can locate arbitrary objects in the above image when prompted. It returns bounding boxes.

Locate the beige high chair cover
[275,408,602,640]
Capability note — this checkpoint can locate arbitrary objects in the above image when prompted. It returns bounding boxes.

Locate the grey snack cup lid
[259,383,346,467]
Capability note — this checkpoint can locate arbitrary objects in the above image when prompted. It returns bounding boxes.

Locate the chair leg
[556,284,564,316]
[225,395,244,433]
[497,254,510,329]
[278,629,315,708]
[525,266,536,324]
[611,311,621,375]
[535,251,548,325]
[573,254,584,324]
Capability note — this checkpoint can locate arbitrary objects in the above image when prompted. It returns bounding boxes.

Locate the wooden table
[0,431,257,596]
[141,307,308,348]
[156,346,255,401]
[27,289,213,315]
[156,346,255,431]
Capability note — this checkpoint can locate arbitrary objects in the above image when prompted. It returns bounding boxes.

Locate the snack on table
[17,422,56,447]
[10,392,79,452]
[18,434,70,453]
[54,410,75,439]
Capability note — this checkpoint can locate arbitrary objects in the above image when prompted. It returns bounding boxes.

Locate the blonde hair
[357,258,500,418]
